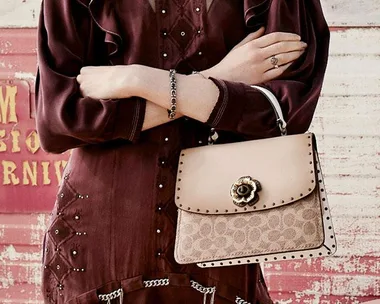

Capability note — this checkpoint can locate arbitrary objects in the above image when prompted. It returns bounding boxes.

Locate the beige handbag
[174,85,337,268]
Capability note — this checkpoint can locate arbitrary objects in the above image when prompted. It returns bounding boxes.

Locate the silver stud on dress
[180,31,186,36]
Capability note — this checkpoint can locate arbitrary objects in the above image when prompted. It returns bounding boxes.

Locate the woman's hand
[202,27,307,84]
[76,65,137,99]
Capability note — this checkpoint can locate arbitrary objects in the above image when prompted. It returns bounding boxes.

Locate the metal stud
[72,250,78,256]
[164,137,169,141]
[198,51,202,56]
[180,31,186,36]
[161,9,166,14]
[55,229,59,235]
[195,7,200,12]
[56,265,60,270]
[60,193,64,198]
[83,232,87,235]
[198,140,203,144]
[74,215,80,220]
[162,53,168,58]
[81,268,85,272]
[64,174,69,180]
[156,229,161,234]
[158,184,163,189]
[197,29,201,34]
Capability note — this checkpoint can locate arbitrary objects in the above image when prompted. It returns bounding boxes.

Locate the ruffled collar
[75,0,122,59]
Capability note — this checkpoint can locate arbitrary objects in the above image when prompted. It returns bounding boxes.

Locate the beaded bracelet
[168,69,177,120]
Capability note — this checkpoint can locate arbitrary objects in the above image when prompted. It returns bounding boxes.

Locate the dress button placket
[155,134,171,261]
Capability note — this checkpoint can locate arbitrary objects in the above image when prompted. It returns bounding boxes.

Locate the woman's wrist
[197,67,215,79]
[118,64,147,98]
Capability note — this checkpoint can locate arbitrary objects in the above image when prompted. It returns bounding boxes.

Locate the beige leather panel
[175,133,316,214]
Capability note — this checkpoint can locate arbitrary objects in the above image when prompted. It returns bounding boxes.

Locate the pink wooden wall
[0,1,379,303]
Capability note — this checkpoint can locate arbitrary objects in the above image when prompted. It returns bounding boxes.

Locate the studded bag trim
[174,85,337,267]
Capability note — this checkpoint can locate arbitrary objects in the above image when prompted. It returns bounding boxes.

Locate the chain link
[235,296,251,304]
[190,280,216,304]
[98,288,123,303]
[143,278,170,288]
[190,280,215,294]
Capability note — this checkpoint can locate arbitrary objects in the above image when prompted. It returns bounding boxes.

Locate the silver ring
[270,56,279,69]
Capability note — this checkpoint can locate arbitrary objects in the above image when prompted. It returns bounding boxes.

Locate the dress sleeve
[35,0,146,154]
[206,0,330,138]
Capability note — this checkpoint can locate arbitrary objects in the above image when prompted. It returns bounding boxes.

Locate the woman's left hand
[76,65,137,99]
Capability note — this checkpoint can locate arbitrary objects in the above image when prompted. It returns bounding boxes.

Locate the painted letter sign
[0,79,69,212]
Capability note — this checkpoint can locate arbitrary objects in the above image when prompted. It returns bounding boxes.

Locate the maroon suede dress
[36,0,330,303]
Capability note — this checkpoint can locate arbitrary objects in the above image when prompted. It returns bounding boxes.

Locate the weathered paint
[0,79,69,213]
[0,1,380,304]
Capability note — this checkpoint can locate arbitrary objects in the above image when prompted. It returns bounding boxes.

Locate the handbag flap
[175,133,317,214]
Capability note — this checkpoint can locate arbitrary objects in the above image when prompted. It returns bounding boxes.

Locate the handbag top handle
[250,85,287,135]
[208,85,287,145]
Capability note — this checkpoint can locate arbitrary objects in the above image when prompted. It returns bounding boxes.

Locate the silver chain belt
[98,288,123,304]
[190,280,216,304]
[143,278,170,288]
[98,277,250,304]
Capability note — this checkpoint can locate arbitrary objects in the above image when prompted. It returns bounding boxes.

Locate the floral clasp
[230,176,261,207]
